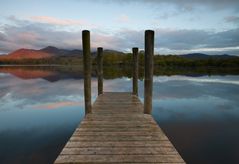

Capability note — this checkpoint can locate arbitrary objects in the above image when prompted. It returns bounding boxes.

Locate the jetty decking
[54,30,185,163]
[55,92,185,163]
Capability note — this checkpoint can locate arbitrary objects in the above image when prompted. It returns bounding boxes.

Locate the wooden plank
[55,154,184,163]
[75,127,163,132]
[65,141,174,148]
[83,118,151,121]
[76,126,161,132]
[85,114,152,118]
[81,120,155,125]
[69,135,168,141]
[76,128,160,132]
[78,124,159,128]
[54,92,185,163]
[60,147,178,155]
[73,131,165,136]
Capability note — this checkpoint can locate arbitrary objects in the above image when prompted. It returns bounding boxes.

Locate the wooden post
[82,30,92,114]
[132,47,139,96]
[144,30,154,114]
[97,47,103,95]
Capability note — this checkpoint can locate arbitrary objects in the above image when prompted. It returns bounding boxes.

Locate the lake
[0,66,239,164]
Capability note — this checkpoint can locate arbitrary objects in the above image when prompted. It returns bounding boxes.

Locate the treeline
[94,53,239,67]
[154,55,239,67]
[0,57,82,65]
[1,53,239,67]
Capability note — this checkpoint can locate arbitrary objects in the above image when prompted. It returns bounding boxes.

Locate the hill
[0,47,238,67]
[0,46,83,59]
[180,53,237,59]
[1,48,53,59]
[41,46,83,57]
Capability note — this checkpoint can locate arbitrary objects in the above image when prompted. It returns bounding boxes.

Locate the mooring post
[97,47,103,95]
[144,30,154,114]
[82,30,92,114]
[132,47,139,96]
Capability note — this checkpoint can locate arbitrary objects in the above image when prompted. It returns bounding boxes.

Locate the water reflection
[0,66,239,164]
[151,76,239,164]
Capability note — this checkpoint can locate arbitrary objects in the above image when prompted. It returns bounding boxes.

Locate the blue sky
[0,0,239,55]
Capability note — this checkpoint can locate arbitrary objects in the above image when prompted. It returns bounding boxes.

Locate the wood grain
[54,92,185,163]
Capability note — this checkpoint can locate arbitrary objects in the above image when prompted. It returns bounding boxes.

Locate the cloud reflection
[32,101,83,110]
[154,75,239,85]
[0,69,239,164]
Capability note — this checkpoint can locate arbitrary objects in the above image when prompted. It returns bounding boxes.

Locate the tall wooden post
[144,30,154,114]
[97,47,103,95]
[132,47,139,96]
[82,30,92,114]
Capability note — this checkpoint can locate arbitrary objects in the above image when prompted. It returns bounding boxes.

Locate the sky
[0,0,239,55]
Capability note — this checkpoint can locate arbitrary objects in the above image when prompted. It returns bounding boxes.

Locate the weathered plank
[54,92,185,163]
[56,154,184,163]
[61,147,178,155]
[65,140,174,148]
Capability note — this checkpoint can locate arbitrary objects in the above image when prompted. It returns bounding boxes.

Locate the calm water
[0,66,239,164]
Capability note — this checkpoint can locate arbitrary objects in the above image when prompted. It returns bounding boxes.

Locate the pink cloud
[117,14,130,23]
[32,101,82,110]
[30,16,86,26]
[91,32,124,50]
[17,32,40,41]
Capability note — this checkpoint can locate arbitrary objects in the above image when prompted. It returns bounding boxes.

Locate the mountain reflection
[0,67,57,80]
[1,65,239,82]
[0,66,85,82]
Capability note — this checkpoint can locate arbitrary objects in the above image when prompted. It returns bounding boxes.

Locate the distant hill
[1,47,238,60]
[91,49,124,56]
[2,48,53,59]
[41,46,83,57]
[0,46,83,60]
[180,53,237,59]
[104,49,124,54]
[0,46,124,60]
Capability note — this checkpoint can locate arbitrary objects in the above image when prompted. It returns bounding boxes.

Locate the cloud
[145,0,239,10]
[91,32,124,50]
[117,28,239,54]
[30,16,86,26]
[90,0,239,12]
[0,17,83,52]
[224,16,239,24]
[0,32,6,41]
[1,15,239,55]
[117,14,130,23]
[159,12,179,20]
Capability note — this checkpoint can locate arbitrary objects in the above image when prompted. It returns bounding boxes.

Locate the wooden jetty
[54,30,185,163]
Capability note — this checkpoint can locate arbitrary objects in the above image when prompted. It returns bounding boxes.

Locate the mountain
[1,46,238,60]
[92,49,124,56]
[180,53,237,59]
[3,48,53,59]
[0,46,83,59]
[104,49,124,54]
[41,46,83,57]
[0,46,123,60]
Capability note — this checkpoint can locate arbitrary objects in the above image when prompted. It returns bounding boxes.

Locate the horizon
[0,45,237,56]
[1,0,239,55]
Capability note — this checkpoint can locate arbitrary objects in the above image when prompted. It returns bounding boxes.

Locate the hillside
[3,47,238,60]
[1,48,53,59]
[0,46,83,59]
[0,47,238,67]
[180,53,237,59]
[41,46,83,57]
